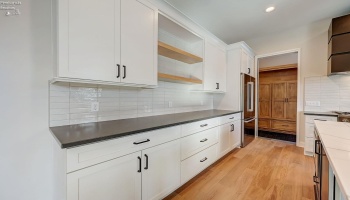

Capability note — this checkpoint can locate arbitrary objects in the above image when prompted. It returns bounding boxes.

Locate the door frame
[254,48,302,147]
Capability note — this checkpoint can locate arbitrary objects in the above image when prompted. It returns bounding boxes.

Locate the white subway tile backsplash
[304,76,350,112]
[49,81,214,126]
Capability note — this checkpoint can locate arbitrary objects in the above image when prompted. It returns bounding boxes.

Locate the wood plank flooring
[164,137,315,200]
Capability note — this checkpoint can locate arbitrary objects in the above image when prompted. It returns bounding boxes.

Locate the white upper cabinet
[203,40,227,92]
[240,48,255,77]
[120,0,157,86]
[55,0,157,86]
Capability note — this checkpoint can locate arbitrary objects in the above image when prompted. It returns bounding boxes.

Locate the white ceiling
[164,0,350,44]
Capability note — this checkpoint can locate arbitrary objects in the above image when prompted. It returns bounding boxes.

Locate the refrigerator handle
[247,82,254,112]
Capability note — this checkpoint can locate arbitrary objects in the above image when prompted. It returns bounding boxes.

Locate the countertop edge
[51,110,242,149]
[315,122,350,200]
[303,112,338,117]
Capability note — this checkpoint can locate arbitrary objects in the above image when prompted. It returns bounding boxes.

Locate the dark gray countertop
[303,111,338,117]
[50,109,241,149]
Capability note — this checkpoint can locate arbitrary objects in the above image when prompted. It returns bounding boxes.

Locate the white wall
[0,0,53,200]
[246,18,332,145]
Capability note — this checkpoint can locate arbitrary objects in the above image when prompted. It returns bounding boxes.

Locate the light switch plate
[305,101,320,107]
[90,102,99,112]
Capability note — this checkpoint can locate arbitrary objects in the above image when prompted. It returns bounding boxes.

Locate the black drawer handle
[133,139,150,145]
[137,156,141,173]
[229,117,235,119]
[144,154,149,170]
[200,138,208,142]
[314,119,327,121]
[200,157,208,162]
[216,83,219,90]
[231,124,235,132]
[200,124,208,127]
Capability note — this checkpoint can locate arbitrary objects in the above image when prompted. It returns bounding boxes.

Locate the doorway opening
[256,52,299,143]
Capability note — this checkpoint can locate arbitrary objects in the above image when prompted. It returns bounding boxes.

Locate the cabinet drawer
[305,123,315,138]
[305,137,315,153]
[258,119,270,129]
[305,115,337,124]
[67,126,181,173]
[181,127,218,160]
[181,118,219,137]
[271,120,296,132]
[219,113,241,125]
[181,144,217,184]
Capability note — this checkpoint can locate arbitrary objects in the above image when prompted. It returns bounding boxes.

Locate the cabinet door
[58,0,120,82]
[120,0,157,85]
[67,151,141,200]
[241,50,249,74]
[230,120,242,149]
[271,82,286,119]
[216,47,227,92]
[248,55,255,77]
[204,41,220,91]
[218,123,232,158]
[259,84,271,118]
[142,140,181,200]
[285,81,297,121]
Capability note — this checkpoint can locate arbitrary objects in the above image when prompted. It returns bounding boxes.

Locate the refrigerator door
[241,73,256,148]
[243,74,256,119]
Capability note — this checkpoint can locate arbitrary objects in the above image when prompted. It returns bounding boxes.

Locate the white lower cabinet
[218,117,241,158]
[67,140,181,200]
[57,115,243,200]
[218,123,232,157]
[230,120,242,149]
[142,140,181,200]
[67,151,142,200]
[181,143,218,184]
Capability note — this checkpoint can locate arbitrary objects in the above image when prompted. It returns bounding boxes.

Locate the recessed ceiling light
[265,6,275,13]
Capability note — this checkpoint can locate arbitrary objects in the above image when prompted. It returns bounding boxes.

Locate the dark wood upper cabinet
[328,13,350,42]
[328,13,350,75]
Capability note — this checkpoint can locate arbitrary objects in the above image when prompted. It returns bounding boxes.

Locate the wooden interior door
[285,81,297,121]
[271,83,286,119]
[259,84,271,118]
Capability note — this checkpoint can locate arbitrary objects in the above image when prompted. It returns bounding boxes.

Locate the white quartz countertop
[315,121,350,200]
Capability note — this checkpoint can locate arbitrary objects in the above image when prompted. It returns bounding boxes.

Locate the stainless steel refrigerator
[241,73,256,147]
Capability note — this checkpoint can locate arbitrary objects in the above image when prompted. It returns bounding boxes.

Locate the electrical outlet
[90,102,99,112]
[168,101,173,108]
[305,101,320,107]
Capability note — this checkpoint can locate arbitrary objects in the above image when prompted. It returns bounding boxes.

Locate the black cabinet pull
[200,157,207,162]
[313,175,319,183]
[229,117,235,119]
[248,68,251,74]
[216,83,219,90]
[200,138,208,142]
[144,154,149,170]
[315,140,321,155]
[116,64,120,78]
[133,139,150,145]
[200,124,208,127]
[137,156,141,173]
[123,65,126,79]
[231,124,235,132]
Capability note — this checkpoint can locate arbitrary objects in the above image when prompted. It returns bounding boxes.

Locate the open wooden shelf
[158,41,203,64]
[158,73,202,84]
[259,63,298,72]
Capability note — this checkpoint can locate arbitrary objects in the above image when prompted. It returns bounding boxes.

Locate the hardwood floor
[164,138,315,200]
